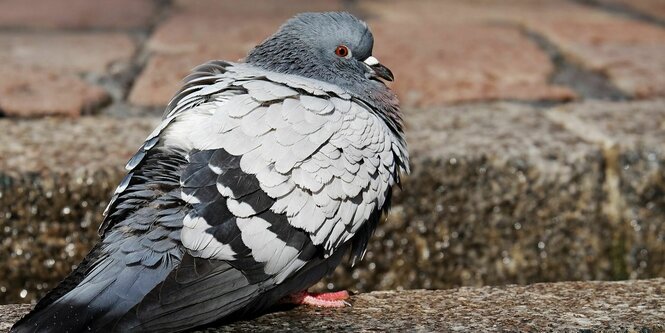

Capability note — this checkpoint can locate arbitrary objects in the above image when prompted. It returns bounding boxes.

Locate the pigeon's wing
[183,64,409,259]
[11,147,190,333]
[117,146,323,331]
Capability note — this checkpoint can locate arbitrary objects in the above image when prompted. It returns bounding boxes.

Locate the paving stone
[3,279,664,332]
[600,0,665,21]
[129,1,342,106]
[359,1,575,107]
[128,53,208,107]
[131,0,344,107]
[130,14,283,106]
[0,66,109,117]
[132,16,286,106]
[0,116,160,304]
[0,32,136,117]
[0,32,137,75]
[548,99,665,279]
[0,0,157,30]
[146,14,283,57]
[173,0,344,18]
[364,0,665,100]
[467,0,665,99]
[527,13,665,99]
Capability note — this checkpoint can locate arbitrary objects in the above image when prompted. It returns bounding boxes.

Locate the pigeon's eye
[335,45,350,58]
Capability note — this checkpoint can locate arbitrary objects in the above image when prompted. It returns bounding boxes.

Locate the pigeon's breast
[150,66,407,280]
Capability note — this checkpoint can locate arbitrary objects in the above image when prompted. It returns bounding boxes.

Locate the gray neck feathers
[246,32,332,82]
[245,32,404,139]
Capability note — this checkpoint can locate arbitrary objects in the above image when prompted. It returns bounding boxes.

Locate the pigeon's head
[246,12,394,87]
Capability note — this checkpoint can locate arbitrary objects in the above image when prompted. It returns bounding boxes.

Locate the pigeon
[12,11,409,332]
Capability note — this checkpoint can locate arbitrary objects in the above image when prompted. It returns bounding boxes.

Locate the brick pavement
[0,0,157,30]
[0,0,663,114]
[2,0,665,305]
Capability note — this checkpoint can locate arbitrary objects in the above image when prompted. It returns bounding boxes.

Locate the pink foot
[281,290,351,308]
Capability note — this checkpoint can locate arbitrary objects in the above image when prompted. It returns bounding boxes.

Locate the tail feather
[116,255,263,332]
[10,256,176,333]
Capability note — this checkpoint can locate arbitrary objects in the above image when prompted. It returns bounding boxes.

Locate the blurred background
[1,0,664,305]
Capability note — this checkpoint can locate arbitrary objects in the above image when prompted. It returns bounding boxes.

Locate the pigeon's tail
[10,250,178,333]
[10,248,267,333]
[113,255,263,332]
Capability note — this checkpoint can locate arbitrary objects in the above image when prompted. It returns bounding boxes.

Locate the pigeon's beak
[364,56,394,82]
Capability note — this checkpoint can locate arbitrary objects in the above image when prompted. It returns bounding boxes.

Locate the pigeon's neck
[246,33,336,84]
[246,33,404,138]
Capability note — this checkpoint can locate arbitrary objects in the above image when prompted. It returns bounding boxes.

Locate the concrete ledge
[0,116,159,304]
[2,279,663,332]
[2,101,665,304]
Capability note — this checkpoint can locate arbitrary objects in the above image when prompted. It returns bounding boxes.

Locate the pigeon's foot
[281,290,351,308]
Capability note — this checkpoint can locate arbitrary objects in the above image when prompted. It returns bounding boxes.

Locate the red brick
[0,0,156,30]
[147,14,283,57]
[434,0,665,99]
[0,32,136,117]
[601,0,665,21]
[501,2,665,99]
[131,0,344,107]
[533,20,665,98]
[129,52,219,107]
[361,1,574,107]
[133,15,280,106]
[363,0,665,100]
[133,13,283,106]
[0,66,108,117]
[0,32,136,74]
[173,0,344,18]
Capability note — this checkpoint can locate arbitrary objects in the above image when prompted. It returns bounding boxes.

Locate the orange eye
[335,45,350,58]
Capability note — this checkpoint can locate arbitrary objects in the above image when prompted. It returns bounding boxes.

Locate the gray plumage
[12,12,408,333]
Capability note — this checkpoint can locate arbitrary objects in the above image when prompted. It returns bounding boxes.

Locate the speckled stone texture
[4,101,665,305]
[2,279,663,332]
[548,100,665,279]
[0,117,159,304]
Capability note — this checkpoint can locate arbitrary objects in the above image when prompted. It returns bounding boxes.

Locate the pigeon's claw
[281,290,351,308]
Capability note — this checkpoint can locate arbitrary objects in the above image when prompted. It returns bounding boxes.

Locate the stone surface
[130,0,343,107]
[600,0,665,21]
[0,32,137,117]
[362,0,665,100]
[0,0,157,30]
[483,0,665,99]
[2,279,664,332]
[358,1,576,107]
[0,66,109,117]
[0,32,137,75]
[527,11,665,99]
[0,117,159,304]
[172,0,344,19]
[0,304,30,332]
[548,99,665,279]
[4,102,665,305]
[136,0,585,108]
[2,0,665,312]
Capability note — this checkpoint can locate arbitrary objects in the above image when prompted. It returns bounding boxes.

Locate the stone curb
[1,100,664,305]
[2,279,663,332]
